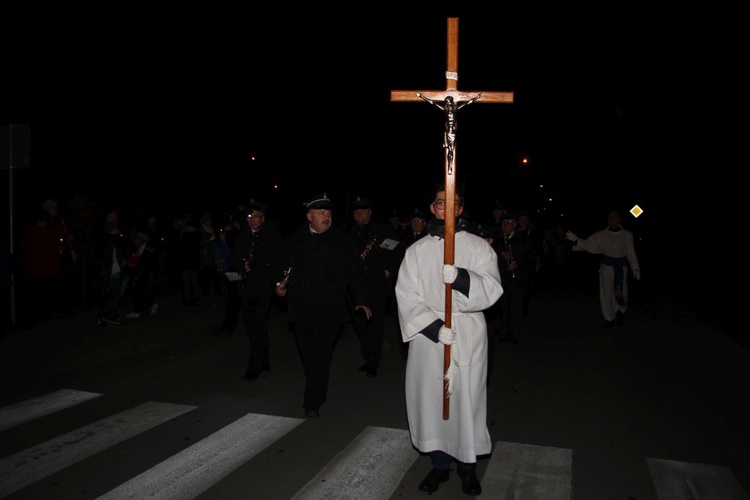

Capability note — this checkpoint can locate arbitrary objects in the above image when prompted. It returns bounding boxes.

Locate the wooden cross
[391,17,513,420]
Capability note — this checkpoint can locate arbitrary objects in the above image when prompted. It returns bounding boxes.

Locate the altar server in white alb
[395,183,503,496]
[566,209,641,328]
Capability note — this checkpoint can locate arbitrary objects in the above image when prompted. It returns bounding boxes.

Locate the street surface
[1,260,748,500]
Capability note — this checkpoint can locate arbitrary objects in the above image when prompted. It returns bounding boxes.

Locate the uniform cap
[408,208,428,220]
[304,193,333,210]
[350,196,373,209]
[246,198,269,214]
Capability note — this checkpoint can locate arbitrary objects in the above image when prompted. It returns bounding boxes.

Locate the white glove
[438,325,456,345]
[633,269,641,280]
[565,231,578,242]
[442,264,458,284]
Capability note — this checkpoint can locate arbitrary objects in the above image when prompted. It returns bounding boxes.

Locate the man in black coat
[346,196,405,378]
[275,193,371,419]
[231,198,284,381]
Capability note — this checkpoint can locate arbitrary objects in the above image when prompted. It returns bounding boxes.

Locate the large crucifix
[391,17,513,420]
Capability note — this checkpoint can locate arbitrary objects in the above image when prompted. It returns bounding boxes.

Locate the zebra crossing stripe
[290,426,416,500]
[647,457,750,500]
[98,412,304,500]
[0,400,195,498]
[0,388,102,432]
[482,441,573,499]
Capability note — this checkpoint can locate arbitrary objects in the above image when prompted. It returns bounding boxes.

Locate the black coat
[346,221,405,304]
[230,222,283,298]
[492,231,536,289]
[279,225,368,323]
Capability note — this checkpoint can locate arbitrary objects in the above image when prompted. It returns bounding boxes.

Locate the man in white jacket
[396,184,503,496]
[566,210,641,328]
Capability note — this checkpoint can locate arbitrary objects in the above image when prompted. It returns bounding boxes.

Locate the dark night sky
[3,8,731,239]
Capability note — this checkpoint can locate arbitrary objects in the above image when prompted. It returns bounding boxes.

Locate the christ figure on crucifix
[417,92,483,165]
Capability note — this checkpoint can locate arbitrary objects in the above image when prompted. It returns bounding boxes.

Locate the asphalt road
[1,260,748,500]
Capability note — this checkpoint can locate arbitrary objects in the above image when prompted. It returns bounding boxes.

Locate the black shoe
[304,408,319,418]
[241,371,259,381]
[603,320,615,329]
[262,362,270,372]
[357,363,368,372]
[457,466,482,496]
[418,468,449,493]
[616,311,625,326]
[366,367,378,378]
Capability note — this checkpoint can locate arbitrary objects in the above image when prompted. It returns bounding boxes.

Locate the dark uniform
[230,199,283,380]
[491,212,536,345]
[277,193,369,416]
[346,196,405,377]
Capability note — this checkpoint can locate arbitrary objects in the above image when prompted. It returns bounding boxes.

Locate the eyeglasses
[247,214,265,219]
[433,200,446,208]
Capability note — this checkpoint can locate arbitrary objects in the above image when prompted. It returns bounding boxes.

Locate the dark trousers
[293,319,341,411]
[99,274,124,320]
[240,292,273,374]
[351,293,387,369]
[220,281,241,333]
[430,450,474,469]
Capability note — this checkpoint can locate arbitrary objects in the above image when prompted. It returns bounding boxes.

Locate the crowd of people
[3,189,642,495]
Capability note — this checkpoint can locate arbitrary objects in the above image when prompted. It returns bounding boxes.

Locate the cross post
[391,17,513,420]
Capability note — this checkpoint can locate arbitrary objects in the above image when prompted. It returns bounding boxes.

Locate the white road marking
[0,388,102,431]
[0,401,195,497]
[98,412,304,500]
[291,426,417,500]
[482,440,573,499]
[648,457,750,500]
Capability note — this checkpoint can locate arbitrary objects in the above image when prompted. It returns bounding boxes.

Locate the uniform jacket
[279,225,368,323]
[230,221,283,298]
[347,221,405,304]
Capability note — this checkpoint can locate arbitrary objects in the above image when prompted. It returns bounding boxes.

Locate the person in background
[41,198,77,314]
[395,183,503,496]
[515,210,545,313]
[388,208,407,240]
[176,212,201,307]
[275,193,371,419]
[123,231,161,320]
[492,212,536,346]
[20,210,62,324]
[346,196,405,378]
[401,207,429,249]
[212,210,243,336]
[96,206,126,326]
[198,213,219,298]
[566,209,640,328]
[231,199,283,381]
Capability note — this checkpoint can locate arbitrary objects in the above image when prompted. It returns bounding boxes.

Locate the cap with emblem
[500,212,517,221]
[408,208,428,220]
[304,193,333,211]
[246,198,269,214]
[350,196,373,209]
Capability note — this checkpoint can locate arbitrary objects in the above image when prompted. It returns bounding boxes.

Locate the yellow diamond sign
[630,205,643,218]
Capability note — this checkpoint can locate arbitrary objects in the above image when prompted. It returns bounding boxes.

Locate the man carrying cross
[395,183,502,495]
[391,16,511,496]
